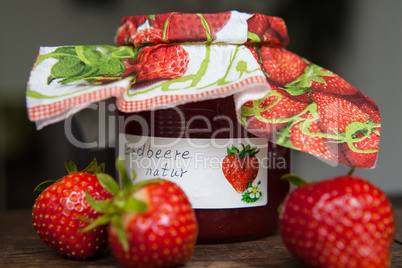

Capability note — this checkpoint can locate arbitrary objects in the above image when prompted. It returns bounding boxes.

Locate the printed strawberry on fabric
[238,46,380,168]
[26,11,381,169]
[115,11,288,47]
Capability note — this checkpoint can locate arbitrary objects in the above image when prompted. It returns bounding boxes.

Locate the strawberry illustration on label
[241,180,262,203]
[222,144,260,194]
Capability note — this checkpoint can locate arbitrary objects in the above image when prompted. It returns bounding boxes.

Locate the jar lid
[115,11,289,47]
[25,11,381,168]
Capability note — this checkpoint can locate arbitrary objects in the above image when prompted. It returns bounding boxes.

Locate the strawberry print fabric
[26,11,380,168]
[115,11,289,47]
[238,46,380,168]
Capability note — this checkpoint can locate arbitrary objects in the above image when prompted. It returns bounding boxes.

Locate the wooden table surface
[1,199,402,268]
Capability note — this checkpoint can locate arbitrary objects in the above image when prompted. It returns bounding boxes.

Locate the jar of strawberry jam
[118,95,290,243]
[24,10,380,245]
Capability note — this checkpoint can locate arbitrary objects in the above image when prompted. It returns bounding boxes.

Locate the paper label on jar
[118,134,270,209]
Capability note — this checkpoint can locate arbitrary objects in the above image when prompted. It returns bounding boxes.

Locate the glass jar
[117,95,290,243]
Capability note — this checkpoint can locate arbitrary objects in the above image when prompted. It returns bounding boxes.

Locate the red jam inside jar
[118,96,290,243]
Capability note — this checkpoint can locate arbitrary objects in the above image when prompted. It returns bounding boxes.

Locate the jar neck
[119,96,253,139]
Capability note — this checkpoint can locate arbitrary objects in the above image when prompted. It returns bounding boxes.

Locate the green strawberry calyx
[83,157,160,252]
[227,143,260,158]
[278,169,355,213]
[280,167,355,188]
[33,158,105,192]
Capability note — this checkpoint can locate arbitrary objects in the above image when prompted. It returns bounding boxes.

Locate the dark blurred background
[1,0,401,210]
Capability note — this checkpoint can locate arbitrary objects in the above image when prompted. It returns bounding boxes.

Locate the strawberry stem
[65,159,78,174]
[281,174,307,187]
[34,180,56,192]
[347,167,355,176]
[84,158,163,252]
[34,158,105,193]
[116,156,133,190]
[96,173,120,196]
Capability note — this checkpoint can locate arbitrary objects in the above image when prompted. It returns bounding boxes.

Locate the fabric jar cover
[26,10,381,168]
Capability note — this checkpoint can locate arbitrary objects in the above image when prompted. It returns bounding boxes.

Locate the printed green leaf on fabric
[36,45,137,85]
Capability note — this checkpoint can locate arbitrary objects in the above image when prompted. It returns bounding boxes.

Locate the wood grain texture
[1,199,401,268]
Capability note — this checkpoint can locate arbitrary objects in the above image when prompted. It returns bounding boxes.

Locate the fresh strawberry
[222,144,260,193]
[311,91,369,134]
[279,174,395,268]
[136,44,189,83]
[108,180,197,267]
[241,85,310,135]
[32,159,113,259]
[84,158,198,268]
[259,46,308,87]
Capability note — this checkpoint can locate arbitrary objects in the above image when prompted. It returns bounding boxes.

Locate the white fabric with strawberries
[26,44,269,128]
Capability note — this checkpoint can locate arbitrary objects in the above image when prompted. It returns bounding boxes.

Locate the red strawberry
[279,175,395,268]
[166,12,231,42]
[222,144,260,193]
[136,44,189,83]
[259,47,308,86]
[84,158,198,268]
[32,159,113,259]
[242,86,310,135]
[311,91,369,134]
